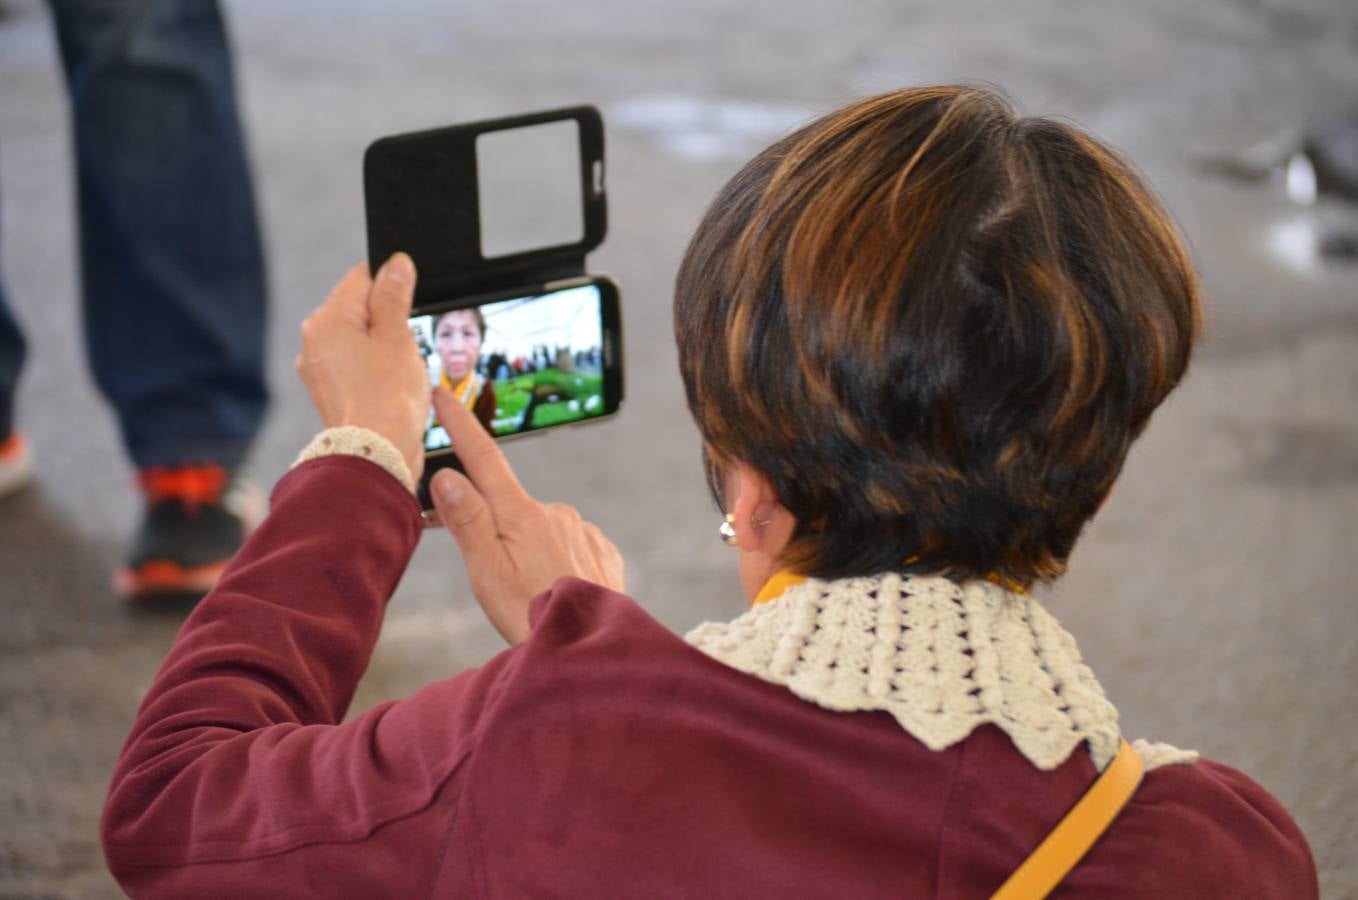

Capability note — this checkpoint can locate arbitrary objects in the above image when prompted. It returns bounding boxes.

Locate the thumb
[370,252,417,334]
[430,467,502,568]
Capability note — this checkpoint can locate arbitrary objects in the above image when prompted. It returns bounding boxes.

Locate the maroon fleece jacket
[101,456,1318,898]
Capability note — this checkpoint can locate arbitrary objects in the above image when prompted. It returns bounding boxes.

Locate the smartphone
[410,275,623,453]
[365,107,618,509]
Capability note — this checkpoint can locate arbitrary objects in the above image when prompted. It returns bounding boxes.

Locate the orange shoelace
[0,433,25,459]
[138,465,228,513]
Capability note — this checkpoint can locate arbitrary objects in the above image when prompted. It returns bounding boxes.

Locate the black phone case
[363,106,608,509]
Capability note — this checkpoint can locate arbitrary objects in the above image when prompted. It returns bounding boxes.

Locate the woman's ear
[725,462,799,603]
[727,463,785,554]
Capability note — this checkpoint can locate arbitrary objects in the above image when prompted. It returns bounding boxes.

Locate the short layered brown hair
[675,85,1202,587]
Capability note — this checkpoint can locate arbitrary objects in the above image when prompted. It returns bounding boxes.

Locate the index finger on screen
[432,386,531,508]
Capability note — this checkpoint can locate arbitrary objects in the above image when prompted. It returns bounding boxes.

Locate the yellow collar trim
[753,568,1026,606]
[440,371,480,407]
[753,570,807,605]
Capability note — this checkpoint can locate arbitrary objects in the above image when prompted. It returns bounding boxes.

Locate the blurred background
[2,0,1355,895]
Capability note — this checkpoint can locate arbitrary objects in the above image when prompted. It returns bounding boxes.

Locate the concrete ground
[2,0,1356,896]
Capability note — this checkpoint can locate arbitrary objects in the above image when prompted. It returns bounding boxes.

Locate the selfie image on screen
[409,283,608,450]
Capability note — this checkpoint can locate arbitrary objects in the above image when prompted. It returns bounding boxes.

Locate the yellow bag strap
[991,740,1144,900]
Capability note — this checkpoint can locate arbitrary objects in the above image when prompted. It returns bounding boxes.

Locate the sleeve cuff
[292,426,416,493]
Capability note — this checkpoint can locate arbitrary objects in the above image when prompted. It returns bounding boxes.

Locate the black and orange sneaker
[0,432,33,499]
[114,464,261,601]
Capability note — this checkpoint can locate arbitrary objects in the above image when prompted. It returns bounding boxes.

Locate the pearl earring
[718,514,737,547]
[720,511,772,546]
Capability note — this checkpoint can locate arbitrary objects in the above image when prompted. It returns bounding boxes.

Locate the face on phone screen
[408,279,620,451]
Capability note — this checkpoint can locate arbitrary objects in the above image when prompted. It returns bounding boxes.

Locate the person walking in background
[0,0,268,599]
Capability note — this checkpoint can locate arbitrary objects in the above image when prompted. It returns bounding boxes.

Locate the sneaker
[114,464,261,600]
[0,432,33,499]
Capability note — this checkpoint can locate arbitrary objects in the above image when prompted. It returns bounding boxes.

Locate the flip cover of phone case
[364,105,606,309]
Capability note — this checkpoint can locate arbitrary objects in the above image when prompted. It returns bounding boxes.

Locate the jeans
[0,0,267,470]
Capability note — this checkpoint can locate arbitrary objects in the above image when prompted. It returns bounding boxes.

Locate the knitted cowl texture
[686,572,1196,772]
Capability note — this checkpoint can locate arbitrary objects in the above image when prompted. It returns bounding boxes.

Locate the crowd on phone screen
[481,345,604,382]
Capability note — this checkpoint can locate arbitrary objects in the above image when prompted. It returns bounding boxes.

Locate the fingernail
[433,469,462,504]
[380,252,414,285]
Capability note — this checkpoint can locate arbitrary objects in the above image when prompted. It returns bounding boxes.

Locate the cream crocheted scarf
[685,572,1197,772]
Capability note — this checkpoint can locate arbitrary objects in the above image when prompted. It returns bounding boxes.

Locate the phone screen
[408,277,622,451]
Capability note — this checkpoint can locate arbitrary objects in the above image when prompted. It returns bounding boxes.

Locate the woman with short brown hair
[677,85,1201,589]
[103,86,1315,897]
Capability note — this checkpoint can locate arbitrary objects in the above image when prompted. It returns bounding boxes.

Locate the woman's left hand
[296,254,430,481]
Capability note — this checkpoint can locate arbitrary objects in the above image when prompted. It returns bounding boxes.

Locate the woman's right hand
[295,255,430,482]
[428,387,625,646]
